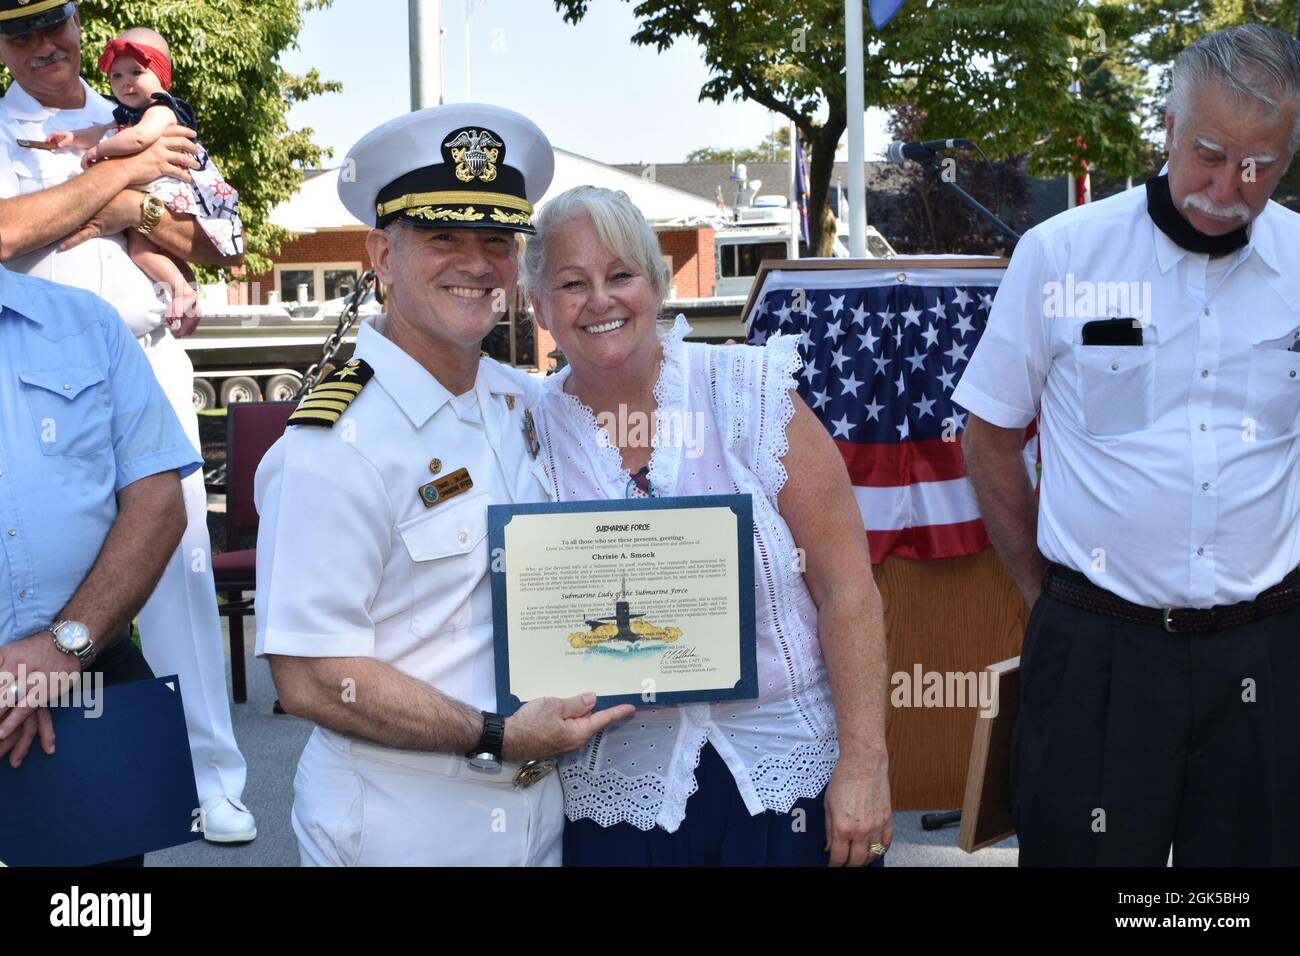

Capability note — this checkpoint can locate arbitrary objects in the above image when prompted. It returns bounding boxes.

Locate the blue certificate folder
[489,494,758,715]
[0,675,201,867]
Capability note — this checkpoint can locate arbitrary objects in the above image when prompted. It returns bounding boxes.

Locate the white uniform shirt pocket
[9,155,45,196]
[1245,337,1300,439]
[1073,343,1158,437]
[18,366,111,457]
[397,491,491,637]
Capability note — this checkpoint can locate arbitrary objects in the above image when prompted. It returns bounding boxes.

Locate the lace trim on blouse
[544,314,691,497]
[753,332,803,503]
[536,316,837,832]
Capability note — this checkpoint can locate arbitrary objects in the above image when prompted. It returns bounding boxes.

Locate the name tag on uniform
[418,467,473,508]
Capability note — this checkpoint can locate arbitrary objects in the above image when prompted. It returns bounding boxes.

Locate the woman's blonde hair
[523,186,670,307]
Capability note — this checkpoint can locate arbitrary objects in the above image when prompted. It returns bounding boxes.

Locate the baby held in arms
[50,27,244,334]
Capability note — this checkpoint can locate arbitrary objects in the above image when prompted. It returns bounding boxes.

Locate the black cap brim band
[0,1,75,37]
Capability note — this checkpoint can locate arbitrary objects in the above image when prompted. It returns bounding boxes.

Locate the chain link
[295,270,378,399]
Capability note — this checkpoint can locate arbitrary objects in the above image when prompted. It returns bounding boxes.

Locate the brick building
[241,151,723,372]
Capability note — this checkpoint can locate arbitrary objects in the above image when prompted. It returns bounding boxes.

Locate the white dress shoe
[201,795,257,844]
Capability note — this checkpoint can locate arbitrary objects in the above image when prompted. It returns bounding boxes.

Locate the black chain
[295,270,378,399]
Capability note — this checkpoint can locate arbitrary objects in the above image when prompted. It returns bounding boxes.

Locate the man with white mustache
[955,24,1300,866]
[0,0,256,844]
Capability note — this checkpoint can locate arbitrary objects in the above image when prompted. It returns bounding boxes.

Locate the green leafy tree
[1,0,340,274]
[554,0,1144,255]
[872,103,1033,256]
[1100,0,1300,210]
[686,129,791,163]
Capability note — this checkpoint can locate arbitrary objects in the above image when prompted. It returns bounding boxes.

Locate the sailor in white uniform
[254,103,634,866]
[0,0,254,842]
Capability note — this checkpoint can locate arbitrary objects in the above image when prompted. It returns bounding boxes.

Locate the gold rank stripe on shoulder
[288,359,376,428]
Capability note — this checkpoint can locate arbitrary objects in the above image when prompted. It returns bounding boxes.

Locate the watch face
[466,753,503,774]
[55,622,91,652]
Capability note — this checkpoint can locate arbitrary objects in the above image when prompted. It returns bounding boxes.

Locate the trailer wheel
[220,376,263,406]
[264,374,302,403]
[193,378,217,411]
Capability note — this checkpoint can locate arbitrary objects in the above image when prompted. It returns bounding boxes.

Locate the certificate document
[488,494,758,714]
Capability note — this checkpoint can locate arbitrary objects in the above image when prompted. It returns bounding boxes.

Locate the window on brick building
[719,241,788,278]
[274,262,364,305]
[324,269,359,300]
[481,296,538,370]
[278,269,315,304]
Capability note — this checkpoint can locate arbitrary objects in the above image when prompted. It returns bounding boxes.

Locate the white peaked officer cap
[338,103,555,234]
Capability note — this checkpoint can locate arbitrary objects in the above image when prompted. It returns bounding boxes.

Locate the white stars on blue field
[747,284,997,444]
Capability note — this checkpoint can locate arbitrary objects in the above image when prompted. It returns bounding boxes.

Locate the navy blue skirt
[563,742,884,867]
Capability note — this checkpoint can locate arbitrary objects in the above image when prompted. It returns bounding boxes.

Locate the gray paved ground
[148,617,1018,867]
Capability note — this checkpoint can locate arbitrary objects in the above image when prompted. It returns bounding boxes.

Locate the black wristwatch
[466,711,506,772]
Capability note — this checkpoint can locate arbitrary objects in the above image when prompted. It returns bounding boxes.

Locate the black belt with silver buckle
[1042,563,1300,634]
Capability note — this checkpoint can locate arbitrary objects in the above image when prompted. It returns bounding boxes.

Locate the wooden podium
[877,549,1028,810]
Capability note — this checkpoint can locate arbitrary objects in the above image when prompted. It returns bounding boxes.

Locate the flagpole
[409,0,443,110]
[1067,66,1089,207]
[846,0,867,257]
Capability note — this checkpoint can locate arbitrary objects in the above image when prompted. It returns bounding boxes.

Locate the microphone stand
[920,155,1022,247]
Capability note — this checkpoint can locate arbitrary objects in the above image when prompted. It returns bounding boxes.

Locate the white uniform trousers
[134,328,248,802]
[292,727,563,867]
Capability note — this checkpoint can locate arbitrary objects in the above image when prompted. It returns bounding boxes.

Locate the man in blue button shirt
[0,263,199,859]
[0,2,256,844]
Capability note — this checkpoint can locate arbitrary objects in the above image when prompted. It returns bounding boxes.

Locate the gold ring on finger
[869,842,888,855]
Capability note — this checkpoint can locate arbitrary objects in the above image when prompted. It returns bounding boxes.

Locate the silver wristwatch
[50,620,94,667]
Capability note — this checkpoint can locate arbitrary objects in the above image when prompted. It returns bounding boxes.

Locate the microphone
[885,138,976,164]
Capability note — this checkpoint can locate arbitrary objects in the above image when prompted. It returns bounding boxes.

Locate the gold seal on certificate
[488,495,759,713]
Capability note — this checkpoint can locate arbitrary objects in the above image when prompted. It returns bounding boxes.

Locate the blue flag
[869,0,904,29]
[794,129,811,247]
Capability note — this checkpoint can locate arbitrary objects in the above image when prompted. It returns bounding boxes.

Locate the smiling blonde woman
[523,185,893,867]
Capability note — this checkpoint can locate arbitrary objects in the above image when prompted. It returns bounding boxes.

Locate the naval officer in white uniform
[0,0,255,842]
[255,104,635,867]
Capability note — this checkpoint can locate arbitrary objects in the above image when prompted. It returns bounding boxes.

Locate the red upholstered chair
[212,400,295,703]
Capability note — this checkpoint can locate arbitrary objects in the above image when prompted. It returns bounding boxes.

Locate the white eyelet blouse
[529,315,839,832]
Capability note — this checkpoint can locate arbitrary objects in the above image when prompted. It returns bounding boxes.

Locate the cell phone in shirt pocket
[1073,320,1158,437]
[1081,318,1144,346]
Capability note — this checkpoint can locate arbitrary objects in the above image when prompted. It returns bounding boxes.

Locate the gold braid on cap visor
[377,190,534,219]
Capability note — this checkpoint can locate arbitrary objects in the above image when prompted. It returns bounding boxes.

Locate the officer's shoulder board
[287,359,375,428]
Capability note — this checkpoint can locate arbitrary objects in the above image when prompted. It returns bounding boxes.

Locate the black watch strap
[467,711,506,759]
